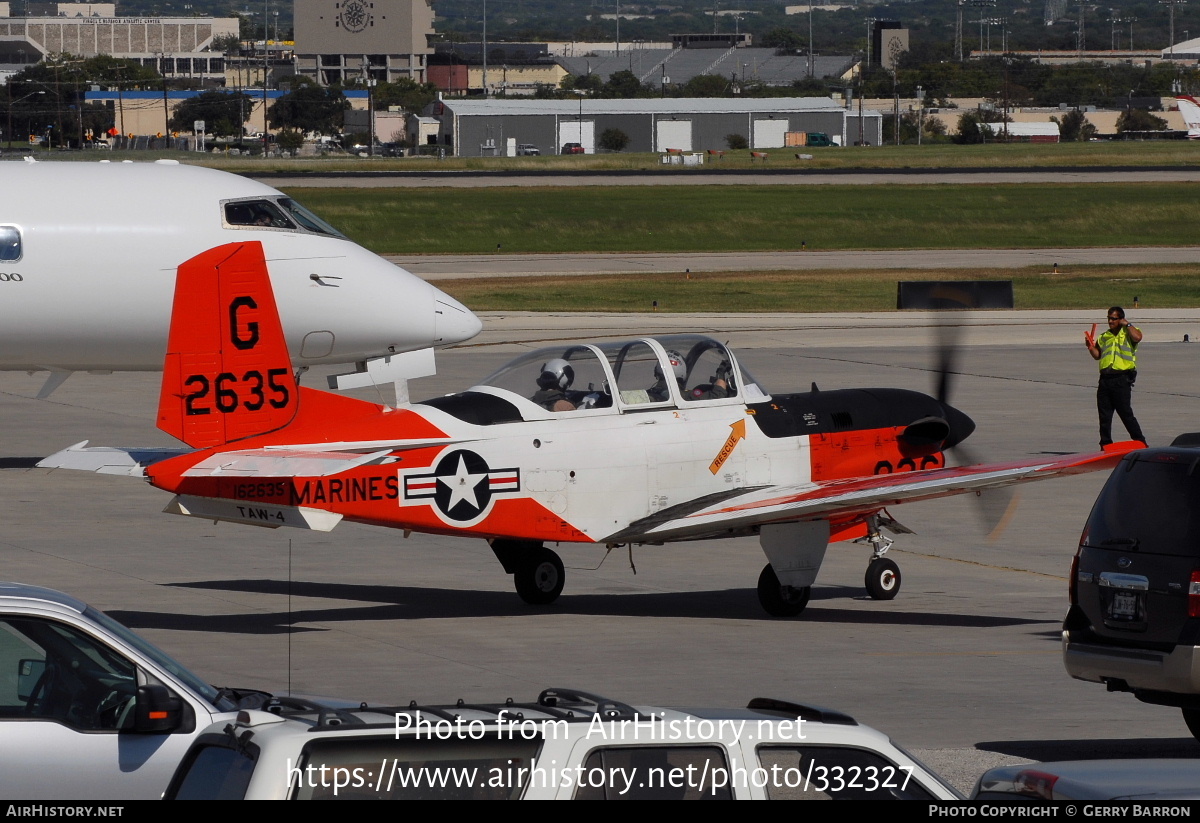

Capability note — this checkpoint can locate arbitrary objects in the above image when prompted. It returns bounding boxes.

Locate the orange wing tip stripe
[164,495,343,531]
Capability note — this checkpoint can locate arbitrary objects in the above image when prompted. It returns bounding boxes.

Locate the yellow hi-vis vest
[1098,327,1138,372]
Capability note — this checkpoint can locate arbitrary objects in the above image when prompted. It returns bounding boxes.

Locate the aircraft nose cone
[433,291,483,345]
[941,403,976,449]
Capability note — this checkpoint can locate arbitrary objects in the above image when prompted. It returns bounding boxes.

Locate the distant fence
[110,135,195,151]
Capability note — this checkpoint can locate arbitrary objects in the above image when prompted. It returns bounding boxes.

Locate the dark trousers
[1097,370,1146,445]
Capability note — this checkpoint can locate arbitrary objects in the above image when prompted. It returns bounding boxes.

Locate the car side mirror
[134,684,183,733]
[16,658,45,702]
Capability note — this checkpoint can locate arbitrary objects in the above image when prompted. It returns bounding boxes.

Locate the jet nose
[432,290,483,345]
[941,403,976,449]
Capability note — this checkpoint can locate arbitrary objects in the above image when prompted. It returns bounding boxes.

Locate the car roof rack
[746,697,859,726]
[537,687,639,719]
[277,688,644,733]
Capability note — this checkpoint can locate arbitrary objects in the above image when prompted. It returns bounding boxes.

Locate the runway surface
[4,309,1199,793]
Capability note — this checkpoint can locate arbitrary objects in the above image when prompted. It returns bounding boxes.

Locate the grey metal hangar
[425,97,884,156]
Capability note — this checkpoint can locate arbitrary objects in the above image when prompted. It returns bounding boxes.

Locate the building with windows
[0,13,236,82]
[293,0,434,85]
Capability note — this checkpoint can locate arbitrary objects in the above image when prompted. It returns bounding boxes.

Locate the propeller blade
[935,316,961,405]
[946,442,1020,540]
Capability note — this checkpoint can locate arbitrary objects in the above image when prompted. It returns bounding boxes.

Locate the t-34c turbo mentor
[0,160,480,398]
[41,242,1141,617]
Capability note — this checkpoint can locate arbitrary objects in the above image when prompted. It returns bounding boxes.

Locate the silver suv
[165,688,960,800]
[0,582,276,799]
[1063,437,1200,740]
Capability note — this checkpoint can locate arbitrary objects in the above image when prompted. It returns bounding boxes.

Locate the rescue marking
[709,419,747,475]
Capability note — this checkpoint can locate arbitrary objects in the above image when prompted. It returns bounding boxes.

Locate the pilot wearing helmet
[649,350,730,402]
[532,358,577,411]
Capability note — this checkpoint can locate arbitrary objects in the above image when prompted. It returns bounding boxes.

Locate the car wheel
[514,547,565,605]
[757,563,811,617]
[865,558,902,600]
[1183,708,1200,742]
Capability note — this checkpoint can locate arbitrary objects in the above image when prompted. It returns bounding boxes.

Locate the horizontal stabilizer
[37,441,193,477]
[164,495,343,531]
[181,447,394,478]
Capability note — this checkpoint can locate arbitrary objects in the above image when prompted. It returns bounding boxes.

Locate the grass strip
[286,182,1200,255]
[437,265,1200,313]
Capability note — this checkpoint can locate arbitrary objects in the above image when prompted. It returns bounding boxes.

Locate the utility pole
[262,0,270,156]
[616,0,621,55]
[916,84,924,145]
[1077,0,1086,56]
[955,1,965,61]
[866,18,877,70]
[969,0,996,55]
[808,0,814,78]
[1160,0,1188,57]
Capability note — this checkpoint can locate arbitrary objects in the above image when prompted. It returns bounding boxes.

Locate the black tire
[1183,708,1200,742]
[757,563,811,617]
[865,557,902,600]
[514,547,565,605]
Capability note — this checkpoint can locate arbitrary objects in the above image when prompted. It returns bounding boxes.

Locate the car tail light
[1188,571,1200,618]
[1013,769,1058,801]
[1070,553,1081,605]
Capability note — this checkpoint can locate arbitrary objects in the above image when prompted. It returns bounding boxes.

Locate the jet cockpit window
[0,226,20,262]
[597,340,676,408]
[477,345,614,413]
[223,199,297,231]
[276,198,346,238]
[655,334,767,402]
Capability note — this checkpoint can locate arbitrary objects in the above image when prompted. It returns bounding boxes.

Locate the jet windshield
[276,198,346,238]
[223,197,347,239]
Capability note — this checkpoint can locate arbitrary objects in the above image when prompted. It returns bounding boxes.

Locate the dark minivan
[1063,436,1200,740]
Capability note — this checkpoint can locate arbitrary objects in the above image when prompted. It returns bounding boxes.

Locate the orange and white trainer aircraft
[41,242,1141,616]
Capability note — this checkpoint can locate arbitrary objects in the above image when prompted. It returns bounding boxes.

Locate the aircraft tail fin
[1178,96,1200,136]
[158,242,298,449]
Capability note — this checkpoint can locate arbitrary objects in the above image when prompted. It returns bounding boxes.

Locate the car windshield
[84,606,225,707]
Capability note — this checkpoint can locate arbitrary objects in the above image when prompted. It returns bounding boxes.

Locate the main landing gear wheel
[865,557,901,600]
[514,547,565,606]
[757,563,811,617]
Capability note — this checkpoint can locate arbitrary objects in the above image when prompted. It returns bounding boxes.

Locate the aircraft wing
[616,445,1138,543]
[37,437,474,478]
[37,442,194,477]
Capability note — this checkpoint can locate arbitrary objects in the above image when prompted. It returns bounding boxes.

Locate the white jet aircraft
[1176,96,1200,138]
[0,160,481,397]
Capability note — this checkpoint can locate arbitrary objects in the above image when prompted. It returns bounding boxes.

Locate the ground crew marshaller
[1085,306,1147,446]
